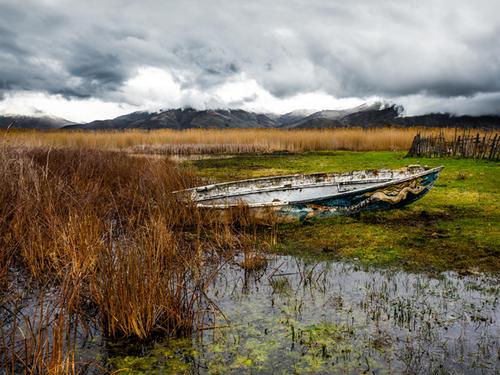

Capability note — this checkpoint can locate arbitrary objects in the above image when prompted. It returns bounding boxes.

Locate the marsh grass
[1,130,497,373]
[0,145,263,372]
[2,128,491,155]
[239,252,269,272]
[1,289,80,375]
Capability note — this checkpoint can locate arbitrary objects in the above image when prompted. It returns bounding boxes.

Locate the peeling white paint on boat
[176,165,443,220]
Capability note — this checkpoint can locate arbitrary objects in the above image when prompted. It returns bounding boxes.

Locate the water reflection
[186,257,500,373]
[6,256,492,374]
[109,256,499,374]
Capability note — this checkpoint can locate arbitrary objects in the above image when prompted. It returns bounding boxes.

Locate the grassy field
[188,151,500,273]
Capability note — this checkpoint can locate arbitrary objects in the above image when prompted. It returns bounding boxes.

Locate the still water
[105,255,499,374]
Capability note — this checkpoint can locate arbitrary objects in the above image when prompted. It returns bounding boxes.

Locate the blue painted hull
[279,169,440,221]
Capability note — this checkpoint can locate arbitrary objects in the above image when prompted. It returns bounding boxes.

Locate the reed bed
[1,127,489,155]
[0,145,263,373]
[1,289,80,375]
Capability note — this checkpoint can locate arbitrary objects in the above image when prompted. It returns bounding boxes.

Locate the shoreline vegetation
[0,146,269,372]
[1,127,495,154]
[0,128,498,373]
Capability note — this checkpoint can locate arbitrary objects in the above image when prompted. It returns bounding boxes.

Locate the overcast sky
[1,0,500,122]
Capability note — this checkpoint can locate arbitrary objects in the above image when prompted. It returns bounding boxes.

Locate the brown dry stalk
[1,128,493,154]
[0,287,79,374]
[0,145,264,373]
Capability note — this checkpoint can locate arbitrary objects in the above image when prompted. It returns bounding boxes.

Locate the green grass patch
[187,151,500,273]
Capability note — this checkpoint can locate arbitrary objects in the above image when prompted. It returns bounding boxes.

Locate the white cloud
[115,70,374,117]
[0,69,373,121]
[0,91,135,123]
[3,65,500,122]
[116,67,183,109]
[397,92,500,116]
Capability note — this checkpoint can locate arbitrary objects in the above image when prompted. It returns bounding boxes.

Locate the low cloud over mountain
[2,103,498,130]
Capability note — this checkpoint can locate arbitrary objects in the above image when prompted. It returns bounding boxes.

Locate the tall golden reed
[0,146,260,373]
[1,128,490,154]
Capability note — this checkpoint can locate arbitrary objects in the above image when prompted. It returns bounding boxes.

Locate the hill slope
[0,115,74,129]
[66,108,276,130]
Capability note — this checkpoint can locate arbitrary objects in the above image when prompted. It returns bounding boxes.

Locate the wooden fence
[407,131,499,160]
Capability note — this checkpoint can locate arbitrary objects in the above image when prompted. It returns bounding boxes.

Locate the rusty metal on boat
[176,165,443,221]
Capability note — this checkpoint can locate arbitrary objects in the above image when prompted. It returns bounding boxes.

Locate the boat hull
[177,166,442,222]
[275,168,440,221]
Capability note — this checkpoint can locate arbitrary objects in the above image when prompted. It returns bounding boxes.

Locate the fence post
[489,134,498,161]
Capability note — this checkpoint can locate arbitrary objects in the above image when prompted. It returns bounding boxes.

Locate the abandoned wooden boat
[176,165,443,221]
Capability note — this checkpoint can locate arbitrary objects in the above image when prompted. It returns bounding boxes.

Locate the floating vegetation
[102,256,499,374]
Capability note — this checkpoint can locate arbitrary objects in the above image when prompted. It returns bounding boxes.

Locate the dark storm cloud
[1,0,500,114]
[64,48,128,97]
[0,1,139,98]
[0,26,27,57]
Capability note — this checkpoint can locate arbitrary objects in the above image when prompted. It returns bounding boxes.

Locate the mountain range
[1,103,499,130]
[0,114,75,129]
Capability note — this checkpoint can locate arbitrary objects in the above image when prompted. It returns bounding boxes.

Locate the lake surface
[106,255,500,374]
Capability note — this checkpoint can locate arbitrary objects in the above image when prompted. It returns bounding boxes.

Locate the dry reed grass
[239,252,268,272]
[1,289,80,375]
[0,145,262,372]
[1,128,492,155]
